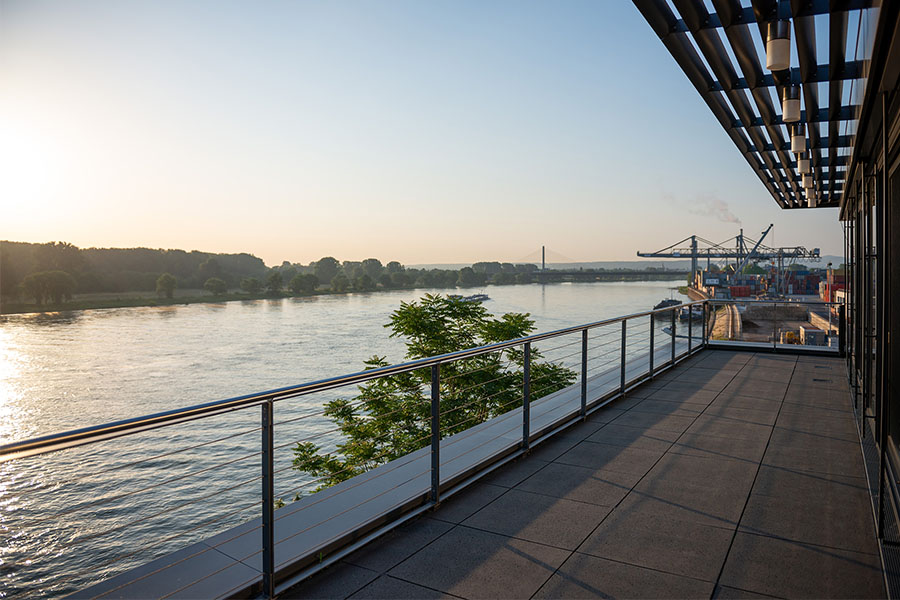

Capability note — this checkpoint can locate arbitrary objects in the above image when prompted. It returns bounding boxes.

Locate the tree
[156,273,177,299]
[289,273,318,294]
[266,270,284,293]
[204,277,228,295]
[292,294,576,490]
[386,261,403,273]
[20,270,76,304]
[240,277,263,293]
[457,267,478,286]
[354,274,376,291]
[361,258,383,279]
[330,274,350,292]
[314,257,341,283]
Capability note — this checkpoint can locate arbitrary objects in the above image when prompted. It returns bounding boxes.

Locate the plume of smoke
[688,196,741,225]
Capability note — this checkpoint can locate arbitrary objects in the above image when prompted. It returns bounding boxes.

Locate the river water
[0,280,684,597]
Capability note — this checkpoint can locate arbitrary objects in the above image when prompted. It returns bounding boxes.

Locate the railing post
[773,302,778,350]
[261,400,275,599]
[670,307,676,365]
[648,316,655,379]
[702,302,708,346]
[523,342,531,450]
[580,331,588,419]
[839,304,846,357]
[620,320,627,394]
[431,364,440,504]
[688,304,693,354]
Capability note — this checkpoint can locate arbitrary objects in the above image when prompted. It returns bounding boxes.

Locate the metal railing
[0,298,842,598]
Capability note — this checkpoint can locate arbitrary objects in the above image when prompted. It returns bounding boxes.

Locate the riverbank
[0,277,686,316]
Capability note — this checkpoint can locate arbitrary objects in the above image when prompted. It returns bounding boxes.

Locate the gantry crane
[637,227,821,294]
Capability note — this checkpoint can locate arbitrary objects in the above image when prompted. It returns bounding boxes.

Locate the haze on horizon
[0,1,843,267]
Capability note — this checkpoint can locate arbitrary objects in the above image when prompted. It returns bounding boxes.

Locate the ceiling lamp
[782,85,801,122]
[766,20,792,71]
[802,174,814,188]
[791,123,806,153]
[807,194,816,208]
[798,154,810,174]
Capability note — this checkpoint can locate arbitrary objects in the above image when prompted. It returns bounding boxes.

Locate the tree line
[1,241,550,306]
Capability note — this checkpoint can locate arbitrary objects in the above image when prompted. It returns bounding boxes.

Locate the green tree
[314,257,341,283]
[331,274,350,292]
[20,270,76,304]
[266,270,284,293]
[241,277,263,293]
[354,274,376,291]
[292,294,576,490]
[289,273,319,294]
[457,267,478,286]
[204,277,228,295]
[386,261,403,273]
[361,258,383,279]
[156,273,177,299]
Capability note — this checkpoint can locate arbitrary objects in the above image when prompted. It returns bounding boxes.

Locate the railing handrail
[0,300,710,462]
[1,297,842,462]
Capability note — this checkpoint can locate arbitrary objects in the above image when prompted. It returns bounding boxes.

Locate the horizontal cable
[24,449,261,527]
[58,498,262,598]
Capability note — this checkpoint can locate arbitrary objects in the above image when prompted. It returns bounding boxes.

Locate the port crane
[637,227,821,294]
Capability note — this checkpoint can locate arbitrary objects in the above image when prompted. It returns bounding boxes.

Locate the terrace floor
[284,350,885,599]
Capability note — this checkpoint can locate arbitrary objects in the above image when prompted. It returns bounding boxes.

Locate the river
[0,280,684,597]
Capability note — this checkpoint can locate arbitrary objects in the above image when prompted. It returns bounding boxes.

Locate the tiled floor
[284,351,884,599]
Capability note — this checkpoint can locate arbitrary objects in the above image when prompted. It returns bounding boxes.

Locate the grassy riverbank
[1,277,689,316]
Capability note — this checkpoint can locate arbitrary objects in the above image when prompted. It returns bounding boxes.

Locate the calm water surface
[0,281,683,597]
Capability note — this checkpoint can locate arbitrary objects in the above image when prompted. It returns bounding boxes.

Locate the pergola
[633,0,873,210]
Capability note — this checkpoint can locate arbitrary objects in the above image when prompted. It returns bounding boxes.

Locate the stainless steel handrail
[0,300,707,463]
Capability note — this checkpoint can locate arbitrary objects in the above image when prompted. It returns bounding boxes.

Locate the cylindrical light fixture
[791,123,806,153]
[798,153,810,174]
[802,173,813,189]
[766,20,792,71]
[782,85,801,122]
[807,194,816,208]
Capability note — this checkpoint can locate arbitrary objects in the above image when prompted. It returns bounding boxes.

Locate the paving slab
[461,488,612,550]
[429,483,507,524]
[685,414,773,442]
[515,462,641,506]
[555,440,664,476]
[630,398,706,416]
[586,423,680,452]
[533,552,715,599]
[349,576,460,599]
[344,518,453,573]
[577,500,734,581]
[282,562,379,599]
[610,410,698,433]
[701,405,779,426]
[669,430,769,463]
[388,526,570,599]
[719,531,884,599]
[645,386,719,404]
[480,456,549,488]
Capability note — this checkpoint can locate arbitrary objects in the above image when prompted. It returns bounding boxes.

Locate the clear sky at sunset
[0,0,843,267]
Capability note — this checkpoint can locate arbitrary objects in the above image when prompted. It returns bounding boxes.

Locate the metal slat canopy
[633,0,872,209]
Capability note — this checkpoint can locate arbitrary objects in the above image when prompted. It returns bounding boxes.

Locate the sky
[0,0,844,267]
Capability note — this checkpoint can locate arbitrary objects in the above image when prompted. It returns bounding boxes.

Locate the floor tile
[429,483,506,524]
[388,526,570,599]
[344,518,453,573]
[719,532,884,599]
[685,414,773,441]
[462,488,611,549]
[669,431,768,463]
[533,552,714,599]
[578,500,734,581]
[481,456,550,488]
[283,562,379,599]
[610,410,697,433]
[516,462,641,506]
[349,575,460,599]
[555,441,663,476]
[586,423,680,452]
